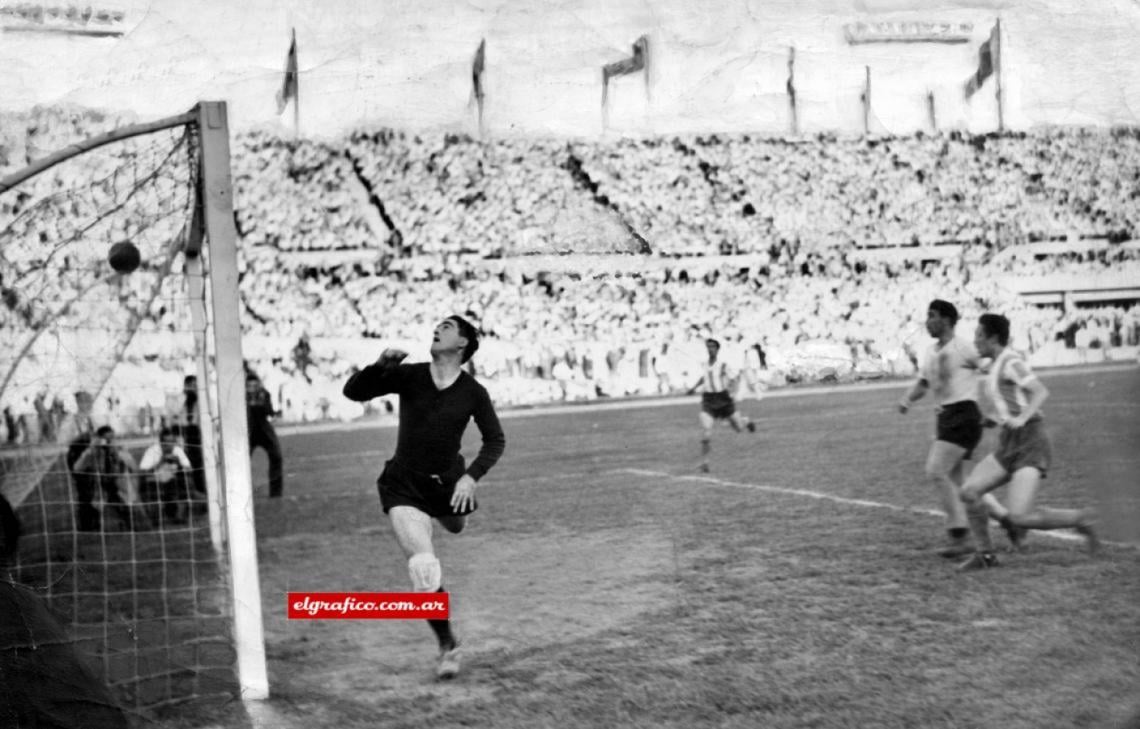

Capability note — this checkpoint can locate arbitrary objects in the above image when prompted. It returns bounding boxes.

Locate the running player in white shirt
[956,313,1099,570]
[687,338,755,473]
[898,300,1016,557]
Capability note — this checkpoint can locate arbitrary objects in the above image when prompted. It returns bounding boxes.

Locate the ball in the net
[108,241,141,274]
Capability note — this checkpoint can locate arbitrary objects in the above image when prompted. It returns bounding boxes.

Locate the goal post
[193,100,269,701]
[0,100,268,713]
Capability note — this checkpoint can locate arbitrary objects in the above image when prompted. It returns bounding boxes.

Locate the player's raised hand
[376,348,408,368]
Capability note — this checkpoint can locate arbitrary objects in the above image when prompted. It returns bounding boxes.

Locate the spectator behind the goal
[138,426,194,526]
[177,374,207,499]
[246,369,284,498]
[1,490,130,729]
[68,425,150,532]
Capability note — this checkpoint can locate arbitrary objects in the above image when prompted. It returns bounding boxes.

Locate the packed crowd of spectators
[1,106,1138,441]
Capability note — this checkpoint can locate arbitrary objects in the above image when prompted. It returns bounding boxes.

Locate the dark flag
[602,34,649,108]
[472,38,486,105]
[964,22,999,99]
[787,46,797,134]
[275,29,298,115]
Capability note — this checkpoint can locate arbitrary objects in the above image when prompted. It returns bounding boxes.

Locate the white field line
[616,467,1136,549]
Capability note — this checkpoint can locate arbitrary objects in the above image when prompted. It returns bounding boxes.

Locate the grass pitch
[168,366,1140,728]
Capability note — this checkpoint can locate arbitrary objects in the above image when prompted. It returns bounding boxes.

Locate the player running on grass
[956,313,1099,570]
[897,299,1019,558]
[687,338,756,474]
[343,315,505,679]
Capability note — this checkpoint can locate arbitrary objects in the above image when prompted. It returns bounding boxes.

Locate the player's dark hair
[705,338,721,349]
[978,313,1011,346]
[159,426,177,439]
[928,299,959,325]
[448,315,480,363]
[95,425,114,439]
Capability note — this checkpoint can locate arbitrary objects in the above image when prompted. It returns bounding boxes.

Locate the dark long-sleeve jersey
[343,362,505,481]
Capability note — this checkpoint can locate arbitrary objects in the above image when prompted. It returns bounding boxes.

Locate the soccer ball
[108,241,141,274]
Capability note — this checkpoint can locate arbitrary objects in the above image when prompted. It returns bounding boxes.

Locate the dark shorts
[701,391,736,420]
[377,457,475,518]
[935,400,983,459]
[995,419,1052,478]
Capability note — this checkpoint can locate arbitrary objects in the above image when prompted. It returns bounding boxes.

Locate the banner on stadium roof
[843,21,973,45]
[0,2,131,37]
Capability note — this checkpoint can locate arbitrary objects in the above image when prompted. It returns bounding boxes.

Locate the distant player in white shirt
[956,313,1099,570]
[687,338,756,474]
[898,300,1016,558]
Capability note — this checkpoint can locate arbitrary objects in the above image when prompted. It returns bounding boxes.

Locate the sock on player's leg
[966,501,995,553]
[426,587,456,650]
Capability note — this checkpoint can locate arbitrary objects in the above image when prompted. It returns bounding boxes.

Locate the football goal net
[0,101,267,719]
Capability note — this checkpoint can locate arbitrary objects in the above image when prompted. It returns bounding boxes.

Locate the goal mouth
[0,103,264,716]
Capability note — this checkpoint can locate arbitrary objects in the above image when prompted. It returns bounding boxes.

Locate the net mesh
[0,116,239,718]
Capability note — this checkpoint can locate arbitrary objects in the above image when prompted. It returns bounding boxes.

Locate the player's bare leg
[390,506,460,677]
[1005,468,1100,554]
[698,412,714,473]
[958,455,1010,570]
[926,441,972,557]
[980,492,1024,550]
[728,412,756,434]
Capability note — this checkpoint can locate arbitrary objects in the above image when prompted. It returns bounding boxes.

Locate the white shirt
[138,444,192,484]
[985,348,1041,422]
[919,335,981,405]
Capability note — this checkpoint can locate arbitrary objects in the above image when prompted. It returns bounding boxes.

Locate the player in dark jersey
[343,315,505,680]
[246,370,283,498]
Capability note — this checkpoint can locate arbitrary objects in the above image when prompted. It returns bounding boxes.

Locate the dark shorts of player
[701,391,736,420]
[995,418,1052,478]
[935,400,983,459]
[376,456,475,518]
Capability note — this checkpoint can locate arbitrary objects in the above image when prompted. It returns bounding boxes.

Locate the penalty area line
[615,468,1123,547]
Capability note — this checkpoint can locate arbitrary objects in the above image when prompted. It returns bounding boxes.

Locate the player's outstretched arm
[342,349,409,402]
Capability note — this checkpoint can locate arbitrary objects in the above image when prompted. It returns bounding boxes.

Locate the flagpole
[994,18,1004,132]
[601,71,609,134]
[926,90,936,132]
[862,66,871,136]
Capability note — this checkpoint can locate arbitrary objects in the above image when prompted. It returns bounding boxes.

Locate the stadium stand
[2,106,1139,435]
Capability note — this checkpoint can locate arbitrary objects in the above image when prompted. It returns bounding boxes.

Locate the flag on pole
[787,46,798,134]
[472,38,486,105]
[275,29,298,115]
[602,35,649,108]
[964,22,999,99]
